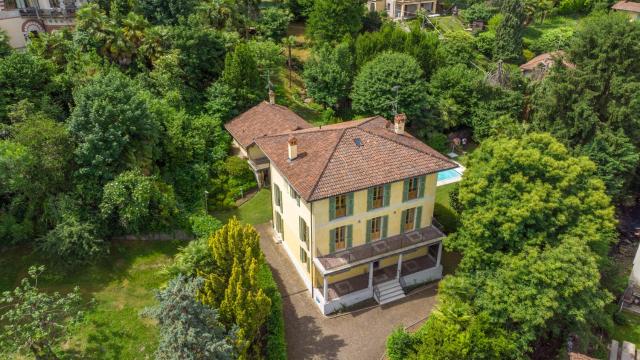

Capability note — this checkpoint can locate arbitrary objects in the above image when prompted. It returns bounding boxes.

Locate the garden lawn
[0,241,181,359]
[432,16,465,33]
[212,188,274,225]
[611,311,640,345]
[523,15,580,51]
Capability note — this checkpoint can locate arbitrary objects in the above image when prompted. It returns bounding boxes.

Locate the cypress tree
[494,0,525,62]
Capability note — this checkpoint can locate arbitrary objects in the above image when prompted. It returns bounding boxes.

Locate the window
[372,185,384,208]
[330,193,353,220]
[370,217,382,241]
[402,206,423,232]
[335,226,346,250]
[403,176,425,202]
[49,0,60,7]
[335,194,347,218]
[403,208,416,232]
[299,217,309,245]
[407,177,419,200]
[300,247,308,264]
[274,184,281,207]
[290,185,300,206]
[275,212,283,235]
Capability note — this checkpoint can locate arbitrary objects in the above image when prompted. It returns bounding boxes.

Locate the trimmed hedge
[258,261,287,360]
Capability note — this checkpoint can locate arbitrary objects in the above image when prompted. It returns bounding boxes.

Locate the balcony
[315,224,445,274]
[18,6,77,19]
[247,156,270,171]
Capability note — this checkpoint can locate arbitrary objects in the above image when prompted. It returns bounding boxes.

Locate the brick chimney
[394,113,406,135]
[288,135,298,160]
[268,89,275,105]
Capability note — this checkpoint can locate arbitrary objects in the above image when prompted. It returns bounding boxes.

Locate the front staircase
[373,279,406,305]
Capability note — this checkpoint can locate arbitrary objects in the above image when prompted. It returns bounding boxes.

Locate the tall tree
[351,51,430,123]
[67,70,158,203]
[0,266,84,360]
[135,0,198,25]
[143,275,236,360]
[530,12,640,200]
[494,0,525,62]
[306,0,364,43]
[394,133,617,358]
[303,41,354,109]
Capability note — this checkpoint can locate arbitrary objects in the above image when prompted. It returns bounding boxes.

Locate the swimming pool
[437,169,462,182]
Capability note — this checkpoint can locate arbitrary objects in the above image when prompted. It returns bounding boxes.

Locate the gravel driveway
[255,223,439,360]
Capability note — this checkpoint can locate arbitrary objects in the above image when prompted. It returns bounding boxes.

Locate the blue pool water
[437,169,461,182]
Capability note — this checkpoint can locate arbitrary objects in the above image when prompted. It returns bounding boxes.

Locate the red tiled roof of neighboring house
[255,116,457,201]
[519,51,575,72]
[613,0,640,12]
[224,101,312,149]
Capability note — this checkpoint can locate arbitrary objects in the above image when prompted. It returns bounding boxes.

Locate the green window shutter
[416,206,423,229]
[329,229,336,253]
[347,192,354,216]
[296,195,300,206]
[401,210,407,232]
[402,179,409,202]
[383,183,391,207]
[329,197,336,220]
[382,215,388,239]
[299,247,303,262]
[367,188,373,211]
[418,175,426,198]
[366,219,372,243]
[298,217,303,241]
[346,225,353,248]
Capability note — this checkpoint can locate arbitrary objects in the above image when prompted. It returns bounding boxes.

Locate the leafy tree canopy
[306,0,364,43]
[303,40,354,109]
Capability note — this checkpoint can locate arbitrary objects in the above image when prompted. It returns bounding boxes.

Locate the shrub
[258,261,287,360]
[425,132,449,153]
[460,3,497,23]
[386,327,415,360]
[189,213,223,239]
[529,27,574,54]
[257,7,294,41]
[38,217,108,266]
[166,238,214,277]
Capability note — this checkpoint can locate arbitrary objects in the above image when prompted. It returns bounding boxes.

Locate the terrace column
[436,241,442,267]
[396,253,403,279]
[368,262,374,289]
[323,275,328,303]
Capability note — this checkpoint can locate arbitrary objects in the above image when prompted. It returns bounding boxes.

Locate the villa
[226,94,456,315]
[367,0,437,20]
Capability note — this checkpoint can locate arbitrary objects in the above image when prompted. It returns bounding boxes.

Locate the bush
[475,30,496,58]
[425,132,449,153]
[39,217,108,266]
[258,261,287,360]
[166,238,213,277]
[386,327,415,360]
[460,3,497,23]
[529,27,574,54]
[257,7,294,41]
[189,213,223,239]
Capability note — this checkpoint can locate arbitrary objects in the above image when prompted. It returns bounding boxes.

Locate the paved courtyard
[255,223,439,360]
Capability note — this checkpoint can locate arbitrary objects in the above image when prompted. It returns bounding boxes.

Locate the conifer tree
[494,0,525,62]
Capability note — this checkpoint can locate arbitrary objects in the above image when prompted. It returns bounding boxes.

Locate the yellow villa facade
[226,98,455,315]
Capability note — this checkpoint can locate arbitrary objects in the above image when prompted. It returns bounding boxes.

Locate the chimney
[394,113,406,135]
[288,135,298,160]
[268,89,275,105]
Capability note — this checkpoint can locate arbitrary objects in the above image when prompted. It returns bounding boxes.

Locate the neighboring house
[224,91,312,188]
[520,51,575,79]
[372,0,437,20]
[243,109,456,315]
[0,0,84,49]
[612,0,640,20]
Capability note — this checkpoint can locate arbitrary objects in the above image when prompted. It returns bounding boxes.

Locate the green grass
[434,183,459,234]
[431,16,466,33]
[522,15,580,49]
[611,311,640,345]
[0,241,181,359]
[211,188,273,225]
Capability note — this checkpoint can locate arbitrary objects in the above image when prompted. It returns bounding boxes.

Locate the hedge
[258,261,287,360]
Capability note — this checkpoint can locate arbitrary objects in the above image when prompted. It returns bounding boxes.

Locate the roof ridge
[357,125,455,166]
[307,127,350,200]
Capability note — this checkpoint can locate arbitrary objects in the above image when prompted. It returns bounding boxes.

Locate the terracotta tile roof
[520,51,575,71]
[224,101,312,149]
[255,116,457,201]
[613,0,640,12]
